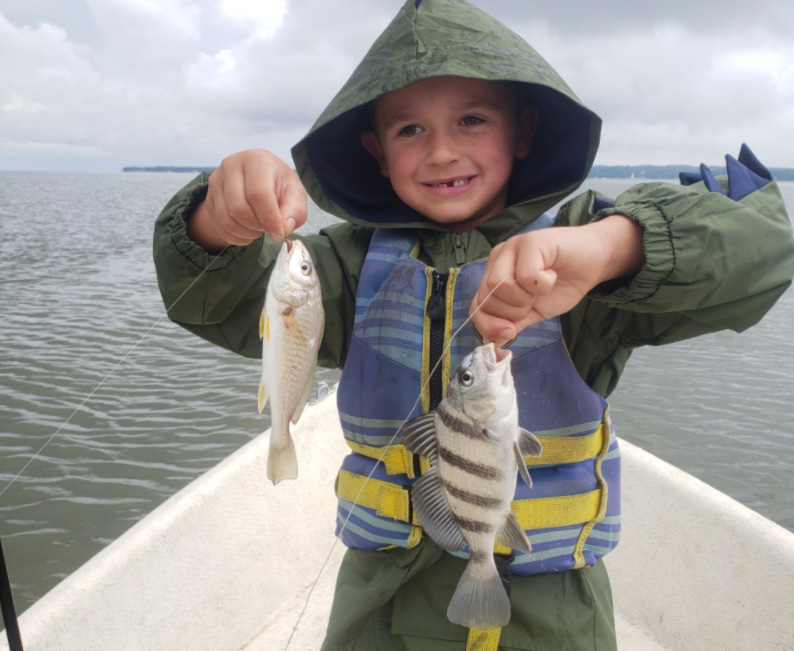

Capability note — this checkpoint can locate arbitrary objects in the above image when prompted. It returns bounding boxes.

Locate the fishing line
[283,277,508,650]
[0,247,229,500]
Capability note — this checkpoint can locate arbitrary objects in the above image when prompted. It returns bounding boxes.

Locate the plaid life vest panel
[335,223,621,575]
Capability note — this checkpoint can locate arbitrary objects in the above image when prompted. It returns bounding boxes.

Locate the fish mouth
[481,342,511,367]
[480,342,512,386]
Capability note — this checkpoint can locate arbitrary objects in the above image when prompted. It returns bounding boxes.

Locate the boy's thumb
[278,180,308,237]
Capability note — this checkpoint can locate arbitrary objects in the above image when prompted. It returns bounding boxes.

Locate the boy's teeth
[432,179,468,187]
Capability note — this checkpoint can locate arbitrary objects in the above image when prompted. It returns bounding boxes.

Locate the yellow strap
[524,422,606,466]
[345,440,432,478]
[336,469,601,532]
[420,267,435,414]
[467,627,501,651]
[345,421,606,475]
[573,408,612,568]
[337,469,414,523]
[493,489,601,555]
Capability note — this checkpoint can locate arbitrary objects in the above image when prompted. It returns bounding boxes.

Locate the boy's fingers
[516,267,557,297]
[278,177,309,237]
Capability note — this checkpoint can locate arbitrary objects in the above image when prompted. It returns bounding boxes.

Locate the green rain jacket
[153,1,794,648]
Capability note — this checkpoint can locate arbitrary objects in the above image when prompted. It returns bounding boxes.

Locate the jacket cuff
[167,175,263,271]
[591,195,675,306]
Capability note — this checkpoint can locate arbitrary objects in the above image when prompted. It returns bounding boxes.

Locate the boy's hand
[187,149,308,252]
[470,215,644,347]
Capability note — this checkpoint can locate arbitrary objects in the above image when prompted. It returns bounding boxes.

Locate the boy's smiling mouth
[423,175,476,190]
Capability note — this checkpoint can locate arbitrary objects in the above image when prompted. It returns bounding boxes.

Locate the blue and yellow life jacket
[335,223,621,575]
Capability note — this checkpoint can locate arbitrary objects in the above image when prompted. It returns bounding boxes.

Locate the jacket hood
[291,0,601,231]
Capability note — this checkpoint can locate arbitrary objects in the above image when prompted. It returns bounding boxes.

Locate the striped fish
[401,343,542,629]
[259,239,324,485]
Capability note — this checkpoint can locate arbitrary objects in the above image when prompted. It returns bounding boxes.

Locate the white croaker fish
[258,239,324,485]
[401,342,542,630]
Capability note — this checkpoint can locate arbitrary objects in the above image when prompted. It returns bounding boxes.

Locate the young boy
[153,1,794,649]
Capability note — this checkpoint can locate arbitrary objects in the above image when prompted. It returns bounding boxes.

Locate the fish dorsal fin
[513,441,533,488]
[411,468,467,552]
[518,428,543,457]
[290,364,315,425]
[401,413,438,464]
[258,376,268,413]
[496,511,532,555]
[259,308,267,340]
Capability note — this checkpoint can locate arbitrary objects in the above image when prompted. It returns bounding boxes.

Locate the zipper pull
[426,272,446,320]
[453,232,466,265]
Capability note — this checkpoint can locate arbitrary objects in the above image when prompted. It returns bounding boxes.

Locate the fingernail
[285,217,296,234]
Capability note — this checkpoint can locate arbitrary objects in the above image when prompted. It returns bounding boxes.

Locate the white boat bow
[2,390,793,650]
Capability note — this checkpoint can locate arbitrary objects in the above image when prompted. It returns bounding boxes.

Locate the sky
[1,0,793,172]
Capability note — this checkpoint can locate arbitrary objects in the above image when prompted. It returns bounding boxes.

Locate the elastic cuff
[169,179,260,271]
[591,203,676,306]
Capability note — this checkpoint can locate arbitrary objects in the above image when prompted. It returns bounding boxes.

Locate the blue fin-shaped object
[699,163,724,195]
[679,171,702,186]
[679,144,772,201]
[737,143,771,181]
[726,147,771,200]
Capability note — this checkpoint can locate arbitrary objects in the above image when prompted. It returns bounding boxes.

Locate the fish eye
[300,262,312,276]
[459,369,474,386]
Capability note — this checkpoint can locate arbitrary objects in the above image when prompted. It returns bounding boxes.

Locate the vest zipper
[452,232,466,266]
[426,270,448,411]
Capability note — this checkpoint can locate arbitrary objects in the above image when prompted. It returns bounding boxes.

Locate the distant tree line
[589,165,794,182]
[123,166,215,173]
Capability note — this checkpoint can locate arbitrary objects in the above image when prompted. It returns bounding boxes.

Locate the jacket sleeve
[152,174,368,368]
[559,146,794,348]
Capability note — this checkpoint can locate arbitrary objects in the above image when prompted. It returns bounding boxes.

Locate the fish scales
[259,239,324,485]
[401,343,543,630]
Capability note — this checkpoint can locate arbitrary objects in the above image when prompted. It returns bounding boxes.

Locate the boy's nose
[425,130,460,165]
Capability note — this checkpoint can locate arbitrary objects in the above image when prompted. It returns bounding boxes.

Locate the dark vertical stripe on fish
[437,404,489,441]
[455,516,494,534]
[438,445,503,480]
[444,482,502,509]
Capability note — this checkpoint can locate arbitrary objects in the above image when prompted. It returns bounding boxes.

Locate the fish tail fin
[266,428,298,485]
[447,557,510,630]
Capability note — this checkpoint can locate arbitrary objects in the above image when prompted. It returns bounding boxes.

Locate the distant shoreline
[122,164,794,181]
[588,165,794,182]
[122,166,215,174]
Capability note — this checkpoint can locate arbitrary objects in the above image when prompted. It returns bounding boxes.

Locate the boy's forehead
[372,76,514,121]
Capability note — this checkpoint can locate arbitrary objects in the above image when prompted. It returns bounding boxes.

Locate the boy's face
[361,76,536,230]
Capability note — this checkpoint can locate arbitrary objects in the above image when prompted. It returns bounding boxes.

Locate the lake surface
[1,171,792,613]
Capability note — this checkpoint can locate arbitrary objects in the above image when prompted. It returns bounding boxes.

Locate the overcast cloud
[1,0,793,172]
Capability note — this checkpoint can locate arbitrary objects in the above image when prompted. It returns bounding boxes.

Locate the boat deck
[3,392,793,650]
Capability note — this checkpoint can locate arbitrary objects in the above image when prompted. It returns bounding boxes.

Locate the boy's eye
[460,115,485,127]
[397,124,422,137]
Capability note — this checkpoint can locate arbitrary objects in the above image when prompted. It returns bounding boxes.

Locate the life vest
[335,221,621,575]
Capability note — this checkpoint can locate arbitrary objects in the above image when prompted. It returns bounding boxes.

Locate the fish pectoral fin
[411,468,467,552]
[258,377,268,413]
[496,511,532,555]
[518,428,543,457]
[400,413,438,464]
[290,366,316,425]
[513,441,533,488]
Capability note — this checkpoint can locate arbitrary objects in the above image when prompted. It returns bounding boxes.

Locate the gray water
[0,172,792,613]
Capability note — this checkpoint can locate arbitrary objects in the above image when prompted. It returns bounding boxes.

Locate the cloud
[0,0,792,171]
[219,0,286,39]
